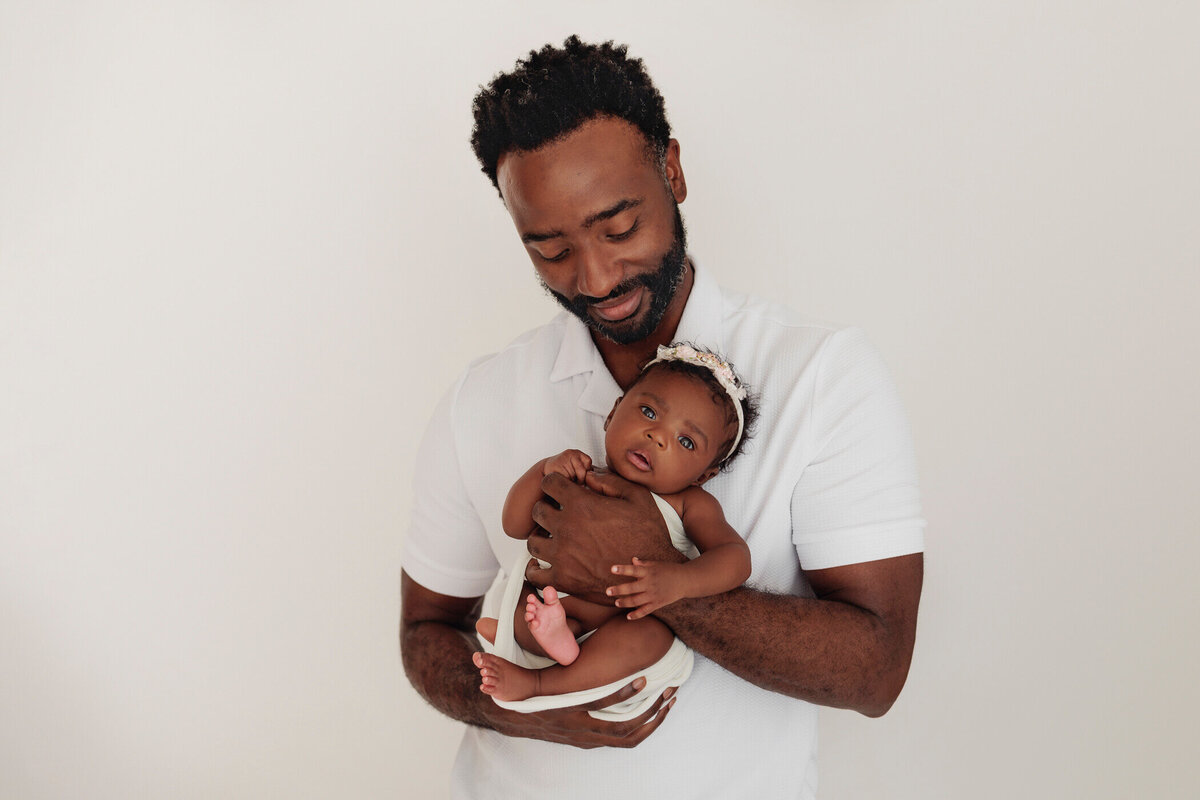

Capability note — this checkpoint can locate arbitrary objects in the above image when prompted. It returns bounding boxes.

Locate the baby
[472,343,758,703]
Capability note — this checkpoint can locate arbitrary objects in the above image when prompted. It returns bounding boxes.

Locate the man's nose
[575,244,623,299]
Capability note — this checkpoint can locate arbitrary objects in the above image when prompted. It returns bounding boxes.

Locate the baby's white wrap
[480,493,696,721]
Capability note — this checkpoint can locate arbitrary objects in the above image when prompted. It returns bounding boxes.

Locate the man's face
[496,117,689,345]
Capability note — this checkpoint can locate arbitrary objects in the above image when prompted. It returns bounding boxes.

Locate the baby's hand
[543,449,593,483]
[606,558,686,620]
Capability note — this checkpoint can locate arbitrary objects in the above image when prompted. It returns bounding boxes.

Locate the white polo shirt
[403,263,924,799]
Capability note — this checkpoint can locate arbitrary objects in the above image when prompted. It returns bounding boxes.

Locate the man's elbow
[857,664,911,718]
[859,696,896,719]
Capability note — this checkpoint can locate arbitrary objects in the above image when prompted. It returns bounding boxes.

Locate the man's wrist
[654,587,723,627]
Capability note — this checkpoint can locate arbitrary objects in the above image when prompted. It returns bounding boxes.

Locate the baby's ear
[604,396,623,430]
[693,464,721,486]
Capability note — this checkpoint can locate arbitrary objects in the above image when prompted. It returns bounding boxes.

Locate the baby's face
[603,369,733,495]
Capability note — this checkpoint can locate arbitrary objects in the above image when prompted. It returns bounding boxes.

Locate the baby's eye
[640,405,656,420]
[678,436,695,450]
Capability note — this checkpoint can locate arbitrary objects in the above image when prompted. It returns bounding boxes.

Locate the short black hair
[470,35,672,194]
[634,346,759,472]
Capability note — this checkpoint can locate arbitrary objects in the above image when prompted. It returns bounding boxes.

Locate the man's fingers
[581,676,647,713]
[582,468,631,498]
[530,498,563,532]
[540,471,585,503]
[525,529,556,560]
[535,681,676,749]
[524,557,553,588]
[612,690,677,747]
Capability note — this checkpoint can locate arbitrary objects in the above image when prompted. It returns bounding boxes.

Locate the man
[401,37,924,798]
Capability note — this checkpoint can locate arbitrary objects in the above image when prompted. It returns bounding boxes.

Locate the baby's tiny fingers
[606,581,642,598]
[627,600,663,620]
[627,606,654,620]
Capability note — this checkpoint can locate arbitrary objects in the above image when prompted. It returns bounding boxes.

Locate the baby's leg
[558,595,623,631]
[519,588,624,664]
[474,615,674,701]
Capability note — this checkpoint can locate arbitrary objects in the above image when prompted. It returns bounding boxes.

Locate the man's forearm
[654,555,923,717]
[401,616,499,728]
[656,591,895,714]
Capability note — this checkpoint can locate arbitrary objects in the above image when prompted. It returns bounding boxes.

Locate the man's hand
[525,470,684,603]
[486,678,679,749]
[607,557,686,620]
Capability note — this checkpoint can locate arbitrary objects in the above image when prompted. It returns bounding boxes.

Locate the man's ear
[664,138,687,204]
[693,464,721,486]
[604,396,623,430]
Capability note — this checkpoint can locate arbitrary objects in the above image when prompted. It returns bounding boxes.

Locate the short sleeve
[791,328,925,570]
[401,376,501,597]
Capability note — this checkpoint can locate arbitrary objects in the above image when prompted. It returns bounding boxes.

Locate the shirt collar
[549,258,725,416]
[672,258,726,355]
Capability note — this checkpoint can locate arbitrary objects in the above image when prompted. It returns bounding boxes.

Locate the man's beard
[542,203,688,345]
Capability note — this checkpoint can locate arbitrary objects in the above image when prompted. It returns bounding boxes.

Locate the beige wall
[2,1,1197,797]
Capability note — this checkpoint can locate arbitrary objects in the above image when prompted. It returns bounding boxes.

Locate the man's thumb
[583,468,625,497]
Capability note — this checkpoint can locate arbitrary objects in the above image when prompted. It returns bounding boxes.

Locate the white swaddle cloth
[480,493,697,721]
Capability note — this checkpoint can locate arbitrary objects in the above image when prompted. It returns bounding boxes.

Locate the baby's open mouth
[626,450,652,471]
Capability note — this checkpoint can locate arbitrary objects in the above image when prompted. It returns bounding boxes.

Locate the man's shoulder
[717,282,856,371]
[719,283,842,340]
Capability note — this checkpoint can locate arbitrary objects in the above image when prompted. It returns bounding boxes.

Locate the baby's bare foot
[525,587,580,665]
[472,652,540,701]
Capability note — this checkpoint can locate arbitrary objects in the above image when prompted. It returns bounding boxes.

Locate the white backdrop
[2,2,1198,798]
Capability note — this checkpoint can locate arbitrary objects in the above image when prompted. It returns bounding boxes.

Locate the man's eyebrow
[521,198,643,244]
[521,228,564,244]
[582,198,642,229]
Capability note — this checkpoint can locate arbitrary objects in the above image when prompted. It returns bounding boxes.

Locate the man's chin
[584,312,653,345]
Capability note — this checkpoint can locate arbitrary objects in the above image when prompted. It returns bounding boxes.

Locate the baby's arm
[607,488,751,620]
[501,449,593,539]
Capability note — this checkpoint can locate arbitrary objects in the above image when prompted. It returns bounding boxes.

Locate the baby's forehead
[628,366,708,396]
[629,368,733,422]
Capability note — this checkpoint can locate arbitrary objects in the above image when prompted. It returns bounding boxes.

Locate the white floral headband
[645,343,747,462]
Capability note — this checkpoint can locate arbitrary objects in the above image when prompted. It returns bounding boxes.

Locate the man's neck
[593,262,695,390]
